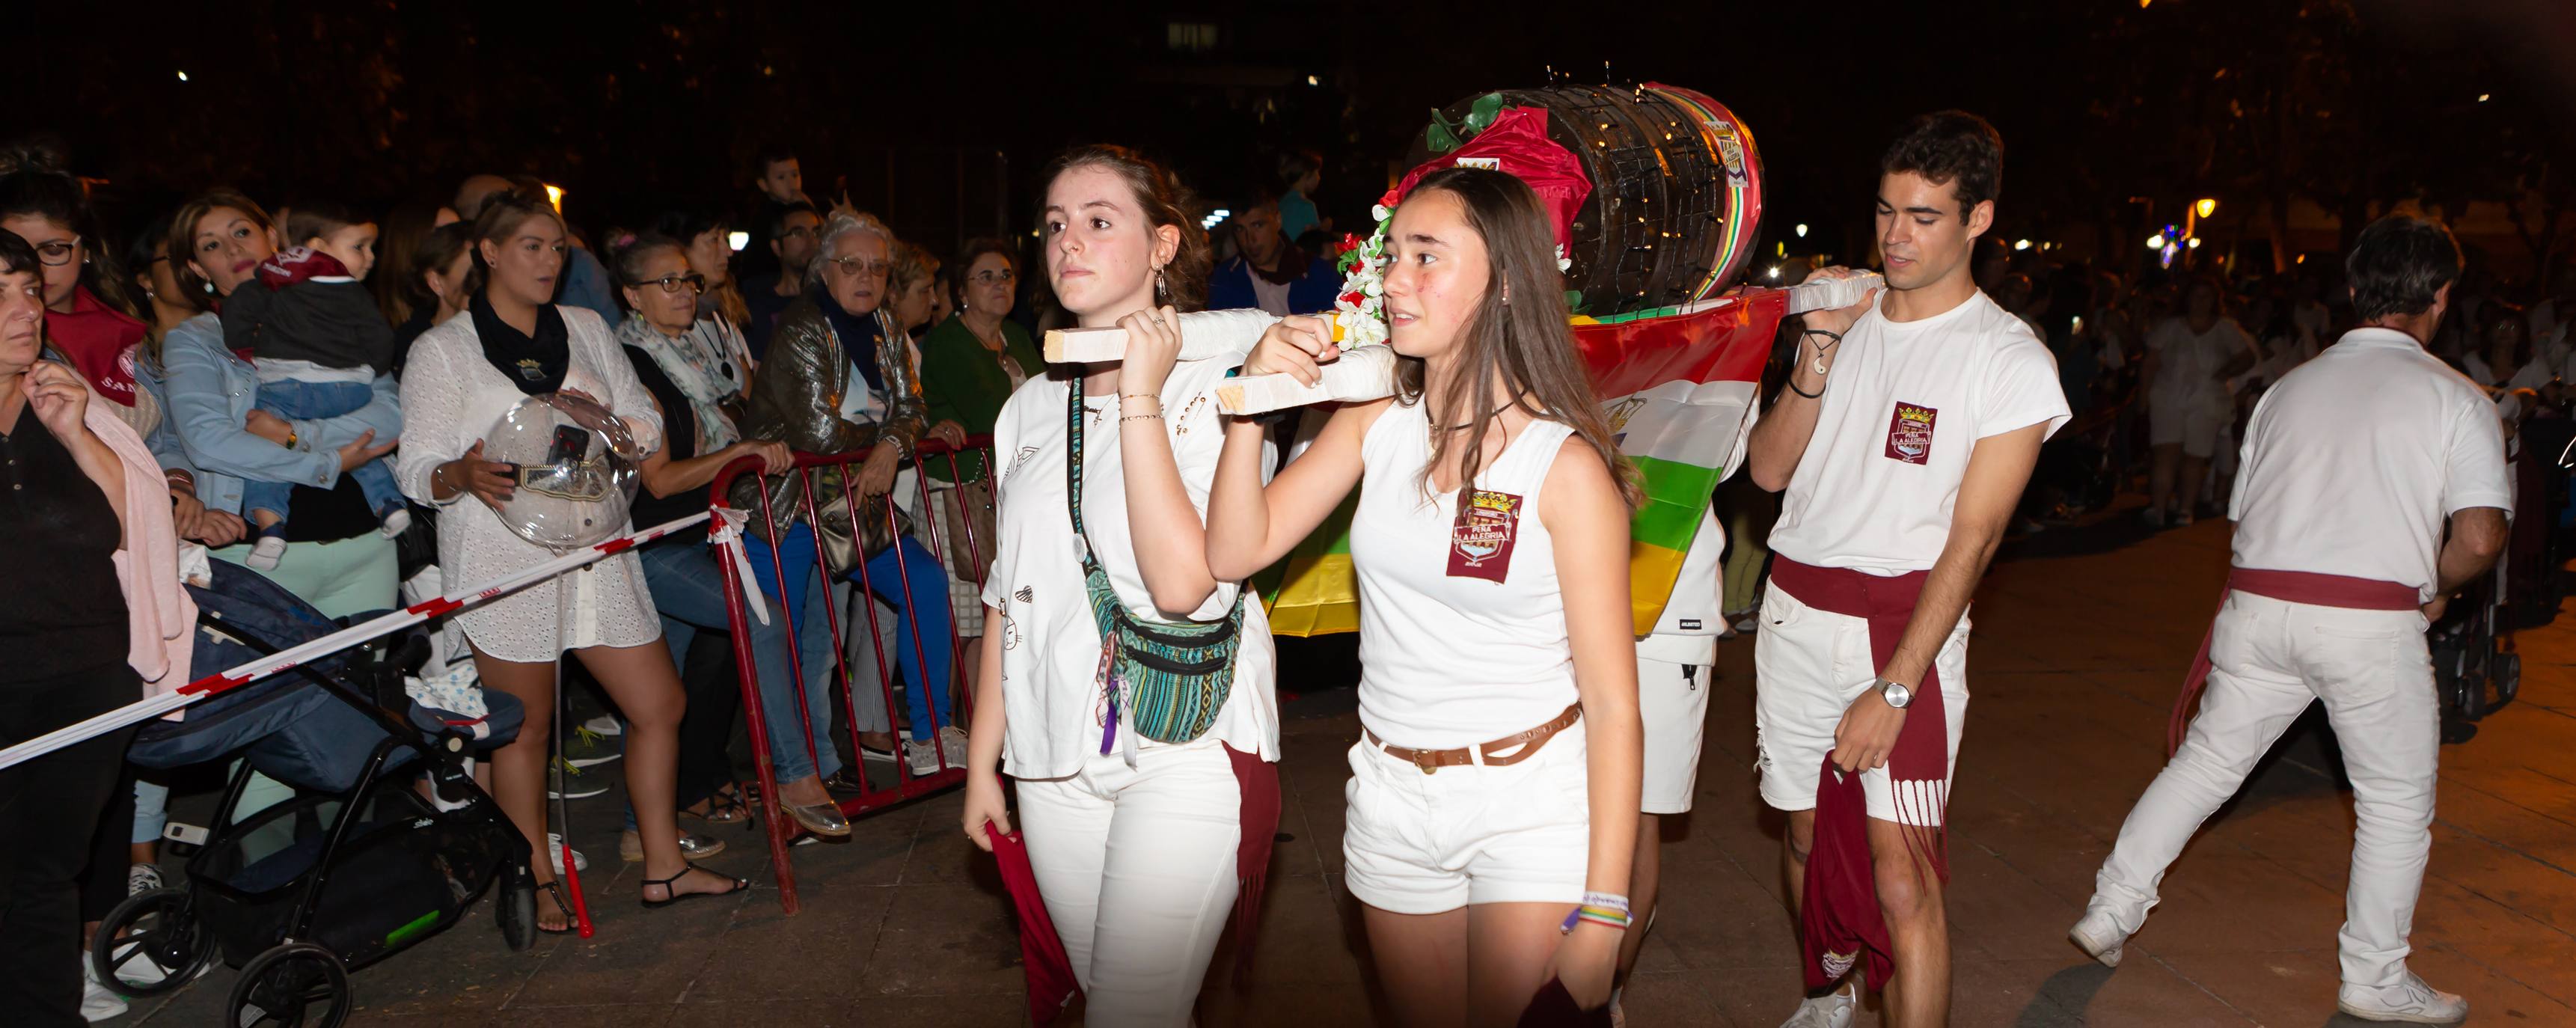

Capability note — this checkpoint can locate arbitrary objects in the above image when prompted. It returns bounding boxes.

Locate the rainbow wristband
[1560,904,1633,934]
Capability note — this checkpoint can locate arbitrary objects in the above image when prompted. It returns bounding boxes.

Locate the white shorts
[1637,656,1712,814]
[2148,394,2226,459]
[1343,721,1590,914]
[1752,584,1969,825]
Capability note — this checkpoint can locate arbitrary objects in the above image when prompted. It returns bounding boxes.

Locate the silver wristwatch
[1875,677,1913,709]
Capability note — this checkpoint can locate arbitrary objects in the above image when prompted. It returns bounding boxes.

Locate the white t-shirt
[980,358,1279,778]
[1638,507,1726,665]
[1768,290,2070,577]
[2461,352,2552,394]
[2229,328,2512,601]
[2147,316,2254,413]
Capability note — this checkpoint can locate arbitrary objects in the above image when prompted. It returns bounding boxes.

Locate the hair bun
[0,139,70,179]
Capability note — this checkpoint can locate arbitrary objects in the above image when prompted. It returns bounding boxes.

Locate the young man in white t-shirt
[2072,216,2508,1025]
[1742,111,2069,1028]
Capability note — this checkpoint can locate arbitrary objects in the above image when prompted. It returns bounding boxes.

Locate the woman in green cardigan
[915,238,1041,666]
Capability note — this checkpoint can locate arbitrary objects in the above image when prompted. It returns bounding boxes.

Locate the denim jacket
[146,312,403,515]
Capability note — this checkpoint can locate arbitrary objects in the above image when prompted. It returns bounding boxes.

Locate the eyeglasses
[33,236,80,267]
[637,273,706,295]
[827,256,890,278]
[778,226,818,241]
[969,269,1016,286]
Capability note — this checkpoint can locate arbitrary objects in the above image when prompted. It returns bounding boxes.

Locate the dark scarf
[1247,239,1313,287]
[469,290,570,395]
[818,296,887,392]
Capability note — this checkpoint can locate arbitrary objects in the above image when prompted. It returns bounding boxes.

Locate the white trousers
[1016,738,1242,1027]
[2093,591,2436,987]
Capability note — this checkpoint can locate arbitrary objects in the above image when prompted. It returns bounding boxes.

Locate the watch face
[1881,681,1912,709]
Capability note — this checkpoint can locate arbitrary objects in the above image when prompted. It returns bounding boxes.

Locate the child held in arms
[222,201,409,569]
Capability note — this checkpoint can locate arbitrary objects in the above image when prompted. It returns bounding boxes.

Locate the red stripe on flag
[1576,289,1785,399]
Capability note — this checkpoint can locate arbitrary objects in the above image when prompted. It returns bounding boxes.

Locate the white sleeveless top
[1350,400,1581,748]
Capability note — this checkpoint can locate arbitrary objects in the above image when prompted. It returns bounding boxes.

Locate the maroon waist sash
[2167,569,2419,754]
[1769,557,1951,993]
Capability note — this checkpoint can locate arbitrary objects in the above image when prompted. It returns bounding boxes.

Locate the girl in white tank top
[1202,167,1644,1024]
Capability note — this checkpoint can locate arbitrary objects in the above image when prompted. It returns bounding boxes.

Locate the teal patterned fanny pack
[1066,373,1243,750]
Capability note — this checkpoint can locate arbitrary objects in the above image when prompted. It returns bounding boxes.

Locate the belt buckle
[1410,748,1440,775]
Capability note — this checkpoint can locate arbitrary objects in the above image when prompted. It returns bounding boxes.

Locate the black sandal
[681,785,752,828]
[640,862,750,909]
[536,881,578,934]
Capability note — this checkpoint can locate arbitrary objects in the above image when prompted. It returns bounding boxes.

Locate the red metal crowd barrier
[709,436,994,914]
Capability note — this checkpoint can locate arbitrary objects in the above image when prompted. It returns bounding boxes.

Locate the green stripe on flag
[1627,454,1722,548]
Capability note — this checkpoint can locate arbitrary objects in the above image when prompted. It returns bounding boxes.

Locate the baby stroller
[87,560,539,1027]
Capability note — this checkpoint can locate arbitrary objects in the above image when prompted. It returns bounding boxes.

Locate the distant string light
[1306,75,1319,86]
[176,70,189,82]
[2013,239,2031,251]
[1200,208,1232,230]
[2478,94,2491,103]
[726,231,749,252]
[1794,223,1808,238]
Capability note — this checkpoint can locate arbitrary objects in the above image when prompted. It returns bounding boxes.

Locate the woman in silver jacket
[733,211,964,796]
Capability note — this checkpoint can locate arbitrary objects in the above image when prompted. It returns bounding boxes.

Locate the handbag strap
[1066,373,1122,639]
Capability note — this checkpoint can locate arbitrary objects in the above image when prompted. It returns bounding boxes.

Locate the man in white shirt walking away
[1744,111,2069,1028]
[2071,215,2508,1025]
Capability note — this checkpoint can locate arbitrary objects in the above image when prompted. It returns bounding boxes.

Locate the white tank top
[1350,400,1581,748]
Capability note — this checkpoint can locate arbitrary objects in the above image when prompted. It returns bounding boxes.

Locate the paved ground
[119,513,2576,1027]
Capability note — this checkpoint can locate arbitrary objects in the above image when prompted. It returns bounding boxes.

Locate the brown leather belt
[1365,704,1582,774]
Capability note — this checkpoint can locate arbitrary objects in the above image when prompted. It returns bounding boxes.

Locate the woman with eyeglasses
[0,147,150,435]
[735,210,964,786]
[914,238,1040,680]
[400,193,747,931]
[610,233,792,854]
[656,206,753,346]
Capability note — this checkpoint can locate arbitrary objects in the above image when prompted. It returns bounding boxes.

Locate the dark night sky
[10,0,2575,274]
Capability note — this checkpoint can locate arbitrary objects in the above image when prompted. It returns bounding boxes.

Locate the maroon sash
[1768,557,1951,993]
[2168,568,2419,754]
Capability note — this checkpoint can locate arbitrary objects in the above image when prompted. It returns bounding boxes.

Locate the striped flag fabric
[1264,287,1786,636]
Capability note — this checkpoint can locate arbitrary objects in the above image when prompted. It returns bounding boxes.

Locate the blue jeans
[636,533,840,785]
[750,524,954,755]
[241,379,405,524]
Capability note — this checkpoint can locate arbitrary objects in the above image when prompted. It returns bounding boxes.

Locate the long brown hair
[166,189,275,313]
[1395,166,1638,515]
[1039,144,1211,312]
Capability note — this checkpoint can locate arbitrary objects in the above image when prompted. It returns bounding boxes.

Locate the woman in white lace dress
[397,193,744,931]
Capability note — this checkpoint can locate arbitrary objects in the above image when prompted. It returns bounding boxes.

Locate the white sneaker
[1779,984,1856,1028]
[126,863,162,897]
[2337,973,2468,1024]
[905,740,943,777]
[2069,902,2129,967]
[2140,507,2167,528]
[581,714,623,736]
[378,507,413,538]
[937,726,970,768]
[545,832,589,875]
[81,954,129,1021]
[245,534,287,570]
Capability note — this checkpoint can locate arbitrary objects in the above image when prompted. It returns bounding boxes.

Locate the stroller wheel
[2497,652,2523,706]
[90,887,213,997]
[227,942,351,1028]
[498,862,539,952]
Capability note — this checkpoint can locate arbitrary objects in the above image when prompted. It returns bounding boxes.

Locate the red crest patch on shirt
[1884,403,1937,465]
[1446,489,1525,582]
